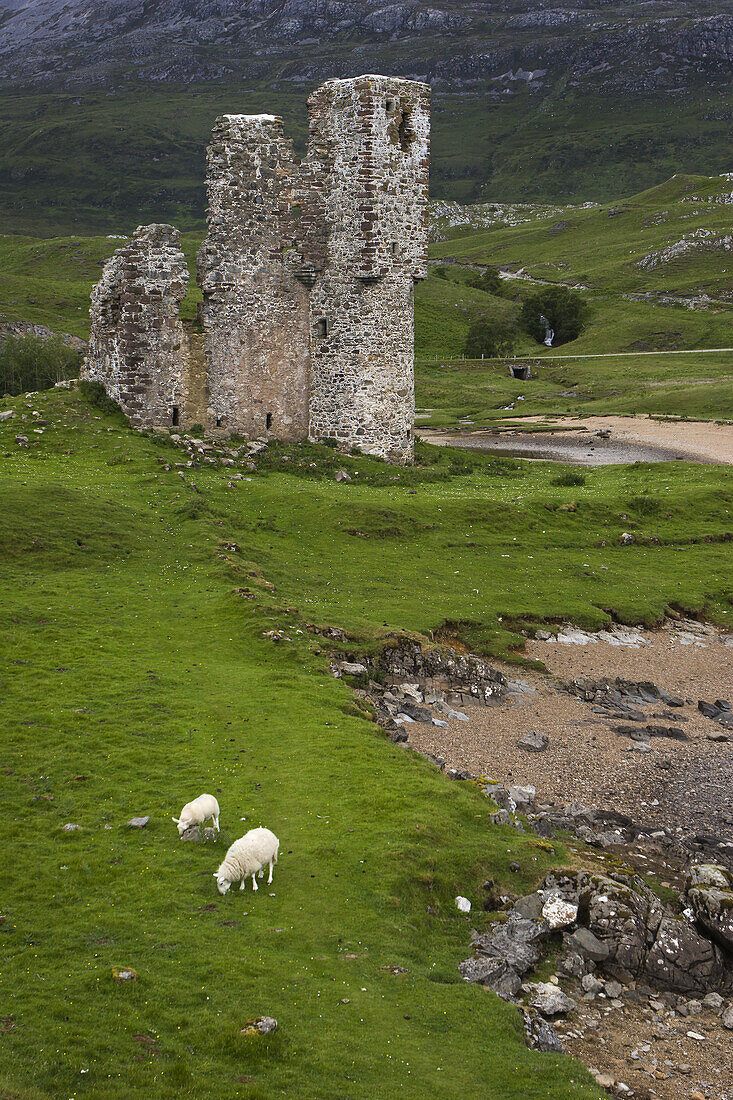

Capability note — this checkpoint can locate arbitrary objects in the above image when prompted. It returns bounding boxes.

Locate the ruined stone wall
[305,75,430,463]
[84,76,430,462]
[197,114,310,440]
[83,224,189,430]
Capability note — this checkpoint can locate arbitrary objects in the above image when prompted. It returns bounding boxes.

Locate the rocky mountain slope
[0,1,732,228]
[1,0,732,91]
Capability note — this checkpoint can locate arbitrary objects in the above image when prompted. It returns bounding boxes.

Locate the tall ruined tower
[83,76,430,464]
[304,76,430,463]
[197,115,310,440]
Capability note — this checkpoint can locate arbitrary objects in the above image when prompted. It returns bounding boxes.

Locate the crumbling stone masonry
[85,224,190,430]
[83,75,430,463]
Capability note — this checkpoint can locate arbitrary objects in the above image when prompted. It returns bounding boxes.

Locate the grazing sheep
[172,794,220,838]
[214,827,279,895]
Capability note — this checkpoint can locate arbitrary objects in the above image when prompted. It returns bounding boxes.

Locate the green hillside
[1,85,732,235]
[4,173,731,422]
[1,384,731,1097]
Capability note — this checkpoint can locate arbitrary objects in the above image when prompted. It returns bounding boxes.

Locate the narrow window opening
[397,108,415,152]
[171,406,179,426]
[315,317,328,338]
[385,98,396,117]
[216,417,222,427]
[391,242,399,256]
[266,412,273,430]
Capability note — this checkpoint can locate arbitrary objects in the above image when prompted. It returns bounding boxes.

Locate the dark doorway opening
[509,365,532,381]
[171,406,179,426]
[266,413,273,430]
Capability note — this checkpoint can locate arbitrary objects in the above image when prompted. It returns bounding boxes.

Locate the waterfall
[539,313,554,346]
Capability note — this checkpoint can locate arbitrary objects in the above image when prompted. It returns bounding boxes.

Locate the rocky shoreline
[331,619,733,1097]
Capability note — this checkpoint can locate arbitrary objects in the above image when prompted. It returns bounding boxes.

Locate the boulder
[645,915,727,995]
[564,926,610,964]
[127,816,150,828]
[458,955,522,998]
[685,863,733,954]
[518,730,549,752]
[508,785,535,808]
[542,896,578,930]
[522,1011,564,1053]
[528,982,575,1016]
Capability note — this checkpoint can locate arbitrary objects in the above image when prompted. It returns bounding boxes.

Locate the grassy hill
[1,383,732,1097]
[2,172,731,421]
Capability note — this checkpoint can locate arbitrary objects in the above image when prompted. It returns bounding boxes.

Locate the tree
[464,316,517,359]
[468,265,504,297]
[0,335,82,396]
[519,286,589,347]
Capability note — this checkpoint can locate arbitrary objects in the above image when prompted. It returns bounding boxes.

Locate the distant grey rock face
[0,1,730,92]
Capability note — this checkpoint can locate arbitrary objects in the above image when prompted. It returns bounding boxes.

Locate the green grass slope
[1,387,732,1097]
[1,83,733,233]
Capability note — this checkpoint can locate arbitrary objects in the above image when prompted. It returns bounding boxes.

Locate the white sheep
[172,793,220,838]
[213,827,279,895]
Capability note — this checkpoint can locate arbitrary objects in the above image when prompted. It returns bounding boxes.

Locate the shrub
[468,266,504,297]
[552,470,586,487]
[0,335,82,396]
[78,379,124,418]
[519,286,589,347]
[433,266,449,281]
[464,316,517,358]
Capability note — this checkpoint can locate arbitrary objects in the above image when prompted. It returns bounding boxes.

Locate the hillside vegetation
[1,384,732,1097]
[2,173,731,422]
[0,2,732,228]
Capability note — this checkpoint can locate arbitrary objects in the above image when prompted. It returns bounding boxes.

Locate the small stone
[542,897,578,930]
[111,966,137,982]
[620,532,634,544]
[240,1015,278,1036]
[702,992,723,1010]
[689,1091,706,1100]
[604,980,624,1000]
[455,896,471,913]
[593,1071,615,1088]
[721,1003,733,1029]
[508,785,536,808]
[685,1031,706,1041]
[518,730,549,752]
[528,982,575,1016]
[127,816,150,828]
[334,470,351,483]
[0,410,14,422]
[62,823,82,832]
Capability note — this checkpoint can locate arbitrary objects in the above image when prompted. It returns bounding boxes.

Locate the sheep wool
[173,793,220,837]
[214,827,279,895]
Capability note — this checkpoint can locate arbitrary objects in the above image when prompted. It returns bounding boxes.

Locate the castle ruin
[83,75,430,463]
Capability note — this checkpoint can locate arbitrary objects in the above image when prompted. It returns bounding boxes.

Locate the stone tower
[303,76,430,463]
[84,224,190,430]
[197,114,310,440]
[83,76,430,464]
